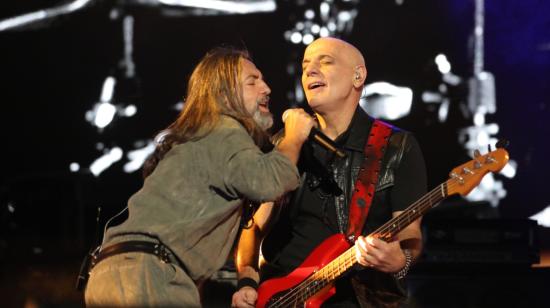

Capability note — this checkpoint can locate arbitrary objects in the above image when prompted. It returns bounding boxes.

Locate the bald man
[232,38,427,308]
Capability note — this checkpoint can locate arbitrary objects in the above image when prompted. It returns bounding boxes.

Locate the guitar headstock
[446,148,509,196]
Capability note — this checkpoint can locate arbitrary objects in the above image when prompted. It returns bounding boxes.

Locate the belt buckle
[89,246,101,268]
[154,244,171,263]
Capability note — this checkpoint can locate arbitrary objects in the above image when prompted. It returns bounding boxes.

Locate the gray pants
[85,252,200,307]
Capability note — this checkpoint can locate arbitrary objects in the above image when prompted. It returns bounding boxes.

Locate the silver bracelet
[392,249,412,280]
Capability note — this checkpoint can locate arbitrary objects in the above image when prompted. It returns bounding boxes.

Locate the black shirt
[261,107,427,280]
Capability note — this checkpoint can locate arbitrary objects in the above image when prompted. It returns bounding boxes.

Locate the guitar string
[270,183,448,307]
[270,163,499,307]
[270,176,475,307]
[269,183,447,307]
[270,154,504,306]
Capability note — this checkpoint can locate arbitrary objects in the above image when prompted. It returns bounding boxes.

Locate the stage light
[99,76,115,102]
[0,0,93,32]
[93,102,117,129]
[320,27,329,37]
[438,99,450,123]
[302,33,314,45]
[499,160,517,179]
[320,2,330,18]
[304,9,315,19]
[337,11,352,22]
[7,202,15,213]
[435,54,451,74]
[124,104,137,117]
[311,24,320,34]
[157,0,277,14]
[466,174,507,207]
[474,112,485,126]
[123,142,156,173]
[475,130,490,146]
[290,32,302,44]
[85,76,118,130]
[422,91,442,103]
[360,82,413,120]
[443,73,461,86]
[530,206,550,228]
[89,147,123,177]
[69,163,80,172]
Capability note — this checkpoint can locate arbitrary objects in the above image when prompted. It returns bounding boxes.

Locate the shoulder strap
[346,119,393,240]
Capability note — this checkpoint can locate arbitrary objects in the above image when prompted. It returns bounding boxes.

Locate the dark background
[0,0,549,307]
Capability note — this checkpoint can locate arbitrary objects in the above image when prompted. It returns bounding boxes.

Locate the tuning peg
[474,160,482,169]
[485,155,497,164]
[450,172,464,184]
[473,149,481,158]
[488,144,492,152]
[496,139,510,149]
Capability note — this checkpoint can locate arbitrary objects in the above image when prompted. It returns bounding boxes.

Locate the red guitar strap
[346,119,393,240]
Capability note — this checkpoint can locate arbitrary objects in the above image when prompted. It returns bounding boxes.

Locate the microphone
[282,110,347,158]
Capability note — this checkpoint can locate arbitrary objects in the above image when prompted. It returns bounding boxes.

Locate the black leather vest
[288,129,411,235]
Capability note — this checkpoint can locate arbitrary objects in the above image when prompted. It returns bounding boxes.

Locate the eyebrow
[245,73,262,82]
[302,54,335,65]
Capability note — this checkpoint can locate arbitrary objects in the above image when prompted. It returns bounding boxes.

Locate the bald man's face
[301,39,359,113]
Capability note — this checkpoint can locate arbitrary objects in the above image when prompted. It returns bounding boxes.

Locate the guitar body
[256,148,509,308]
[257,234,351,308]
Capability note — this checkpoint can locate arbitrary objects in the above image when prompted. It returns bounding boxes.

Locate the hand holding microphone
[274,108,316,164]
[282,109,347,158]
[281,108,316,145]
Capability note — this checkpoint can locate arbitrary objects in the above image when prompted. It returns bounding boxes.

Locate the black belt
[90,240,175,269]
[76,240,182,291]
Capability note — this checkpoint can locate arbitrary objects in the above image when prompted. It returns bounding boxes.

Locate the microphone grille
[281,109,291,123]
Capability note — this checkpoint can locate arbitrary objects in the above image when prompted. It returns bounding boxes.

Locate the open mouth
[308,81,326,90]
[258,98,270,112]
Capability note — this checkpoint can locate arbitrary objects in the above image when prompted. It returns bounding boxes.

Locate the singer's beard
[252,108,274,131]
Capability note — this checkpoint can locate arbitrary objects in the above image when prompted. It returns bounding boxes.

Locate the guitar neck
[313,183,448,281]
[286,147,509,305]
[374,182,448,241]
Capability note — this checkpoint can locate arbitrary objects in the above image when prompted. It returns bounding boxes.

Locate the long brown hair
[143,47,269,178]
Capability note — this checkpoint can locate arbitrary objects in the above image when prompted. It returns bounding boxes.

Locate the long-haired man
[84,47,314,307]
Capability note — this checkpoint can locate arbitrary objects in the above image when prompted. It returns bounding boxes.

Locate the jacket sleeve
[221,124,300,203]
[390,133,427,212]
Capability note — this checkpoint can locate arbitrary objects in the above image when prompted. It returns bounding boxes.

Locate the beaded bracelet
[237,277,259,290]
[393,249,412,280]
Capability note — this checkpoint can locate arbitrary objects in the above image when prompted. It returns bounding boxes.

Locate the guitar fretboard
[284,182,448,305]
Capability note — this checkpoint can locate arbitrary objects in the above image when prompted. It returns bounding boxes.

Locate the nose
[260,79,271,95]
[303,62,319,78]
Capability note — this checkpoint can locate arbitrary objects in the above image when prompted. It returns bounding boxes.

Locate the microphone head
[281,109,291,123]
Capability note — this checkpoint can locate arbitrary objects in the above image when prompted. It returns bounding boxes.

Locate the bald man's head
[307,37,365,68]
[301,37,367,114]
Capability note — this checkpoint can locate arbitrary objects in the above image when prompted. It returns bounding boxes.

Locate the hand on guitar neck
[355,235,411,273]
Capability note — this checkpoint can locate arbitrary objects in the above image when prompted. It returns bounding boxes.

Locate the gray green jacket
[104,115,300,281]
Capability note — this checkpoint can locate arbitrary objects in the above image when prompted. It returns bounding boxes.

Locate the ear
[352,65,367,88]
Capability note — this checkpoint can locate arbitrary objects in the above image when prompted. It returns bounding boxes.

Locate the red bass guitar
[256,148,509,308]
